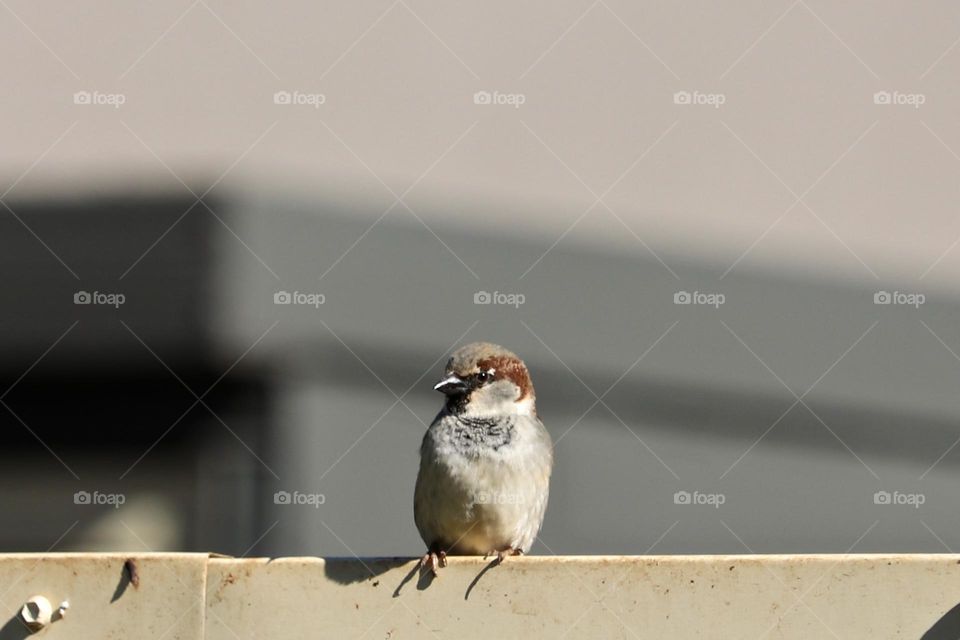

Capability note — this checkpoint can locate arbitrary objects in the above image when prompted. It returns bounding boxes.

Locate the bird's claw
[419,550,446,577]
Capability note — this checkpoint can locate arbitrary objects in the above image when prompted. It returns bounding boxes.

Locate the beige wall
[2,1,959,289]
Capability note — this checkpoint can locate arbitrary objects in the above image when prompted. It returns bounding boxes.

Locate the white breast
[414,412,552,555]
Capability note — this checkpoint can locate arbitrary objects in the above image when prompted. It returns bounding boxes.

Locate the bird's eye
[476,371,491,383]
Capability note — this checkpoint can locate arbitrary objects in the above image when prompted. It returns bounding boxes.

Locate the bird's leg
[438,550,448,567]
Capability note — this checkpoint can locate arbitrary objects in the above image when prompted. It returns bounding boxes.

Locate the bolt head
[20,595,52,631]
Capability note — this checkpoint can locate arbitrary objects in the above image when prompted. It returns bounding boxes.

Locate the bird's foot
[419,549,447,577]
[484,547,522,564]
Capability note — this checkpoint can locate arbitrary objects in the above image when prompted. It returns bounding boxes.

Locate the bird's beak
[434,374,468,395]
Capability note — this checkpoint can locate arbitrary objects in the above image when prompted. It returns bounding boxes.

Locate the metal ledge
[2,553,959,638]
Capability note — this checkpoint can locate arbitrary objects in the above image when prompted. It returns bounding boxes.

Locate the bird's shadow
[392,563,438,597]
[391,555,503,599]
[320,554,504,598]
[323,557,410,586]
[464,557,501,600]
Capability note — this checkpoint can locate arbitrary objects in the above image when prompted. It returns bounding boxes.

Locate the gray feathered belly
[414,414,552,555]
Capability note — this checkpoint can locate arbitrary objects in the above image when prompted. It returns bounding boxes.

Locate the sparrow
[414,342,553,575]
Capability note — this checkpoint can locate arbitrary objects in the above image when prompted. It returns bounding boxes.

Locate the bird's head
[434,342,535,416]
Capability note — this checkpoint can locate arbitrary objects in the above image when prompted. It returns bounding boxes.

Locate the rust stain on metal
[213,566,255,603]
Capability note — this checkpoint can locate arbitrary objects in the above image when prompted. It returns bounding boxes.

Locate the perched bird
[414,342,553,575]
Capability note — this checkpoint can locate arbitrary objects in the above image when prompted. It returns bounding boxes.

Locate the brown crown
[447,342,535,402]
